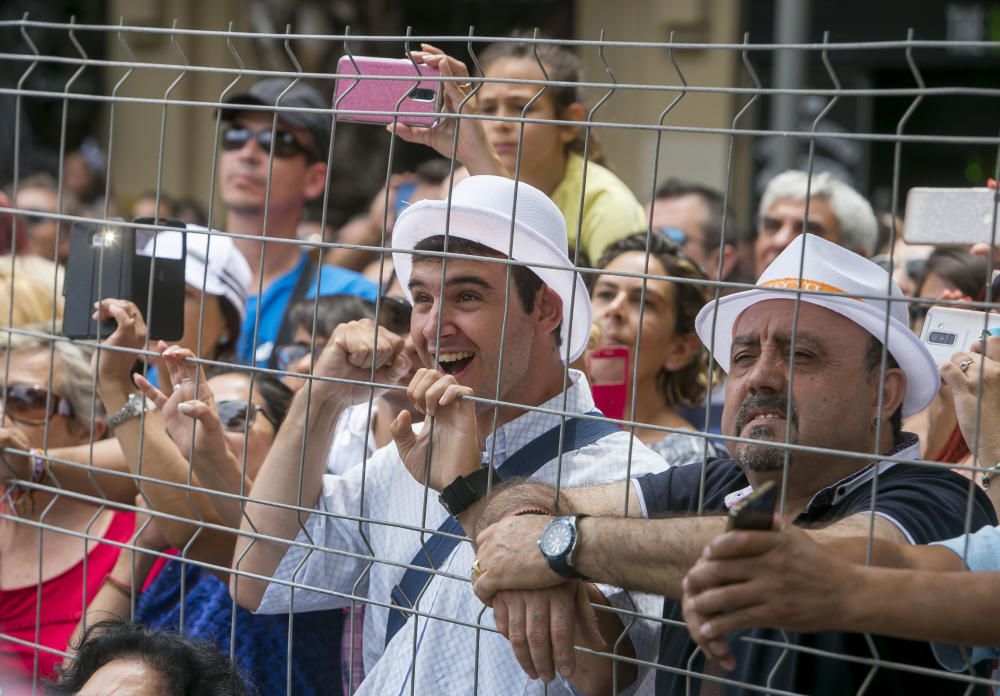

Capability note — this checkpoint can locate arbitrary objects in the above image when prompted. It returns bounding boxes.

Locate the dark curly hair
[50,620,252,696]
[596,232,716,409]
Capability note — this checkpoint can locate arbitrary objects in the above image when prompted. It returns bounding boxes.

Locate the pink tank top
[0,509,135,692]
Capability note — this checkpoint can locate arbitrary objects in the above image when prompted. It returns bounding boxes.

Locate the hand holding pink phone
[334,55,441,127]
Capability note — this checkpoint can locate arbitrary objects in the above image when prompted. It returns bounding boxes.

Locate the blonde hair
[0,255,64,327]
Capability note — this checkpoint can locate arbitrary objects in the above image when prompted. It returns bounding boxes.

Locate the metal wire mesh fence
[0,15,999,696]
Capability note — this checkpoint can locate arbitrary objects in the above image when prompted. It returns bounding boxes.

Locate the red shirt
[0,510,135,693]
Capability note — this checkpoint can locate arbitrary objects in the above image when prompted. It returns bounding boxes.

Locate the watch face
[540,520,573,557]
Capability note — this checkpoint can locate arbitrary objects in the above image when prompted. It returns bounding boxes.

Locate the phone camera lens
[928,331,956,346]
[407,87,436,102]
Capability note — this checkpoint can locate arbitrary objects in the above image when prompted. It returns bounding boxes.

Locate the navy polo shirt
[637,440,998,696]
[236,254,378,365]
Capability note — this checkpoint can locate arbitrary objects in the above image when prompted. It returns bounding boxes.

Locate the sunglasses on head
[1,384,74,426]
[221,126,318,160]
[216,399,279,433]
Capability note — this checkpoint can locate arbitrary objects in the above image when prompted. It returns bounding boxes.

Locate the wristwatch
[538,514,589,580]
[438,466,502,518]
[104,392,155,430]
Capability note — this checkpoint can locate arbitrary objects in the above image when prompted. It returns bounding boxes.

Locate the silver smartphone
[903,187,999,246]
[919,305,1000,365]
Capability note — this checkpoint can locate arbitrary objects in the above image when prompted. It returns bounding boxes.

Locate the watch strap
[438,466,502,518]
[104,393,154,430]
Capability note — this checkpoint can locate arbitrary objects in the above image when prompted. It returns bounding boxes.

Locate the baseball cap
[142,226,252,320]
[391,175,592,363]
[220,78,331,161]
[695,233,938,417]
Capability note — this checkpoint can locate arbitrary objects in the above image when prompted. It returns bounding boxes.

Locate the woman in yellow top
[392,36,645,267]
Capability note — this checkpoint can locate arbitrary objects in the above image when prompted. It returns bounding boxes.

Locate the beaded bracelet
[29,449,49,486]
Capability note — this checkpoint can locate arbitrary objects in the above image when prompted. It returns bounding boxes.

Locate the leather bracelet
[103,575,133,597]
[510,506,552,517]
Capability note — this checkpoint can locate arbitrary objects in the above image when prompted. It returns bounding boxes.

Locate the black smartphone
[726,480,777,531]
[62,219,186,340]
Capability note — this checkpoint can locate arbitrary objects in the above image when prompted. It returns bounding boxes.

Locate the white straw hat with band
[142,225,252,320]
[392,175,592,363]
[694,233,938,418]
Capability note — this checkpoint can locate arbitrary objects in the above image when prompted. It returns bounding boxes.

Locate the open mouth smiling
[437,351,475,376]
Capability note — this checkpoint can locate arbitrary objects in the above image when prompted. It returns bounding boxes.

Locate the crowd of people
[0,33,998,696]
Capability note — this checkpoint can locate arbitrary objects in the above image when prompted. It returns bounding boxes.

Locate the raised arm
[93,300,237,571]
[389,44,509,178]
[232,319,410,610]
[133,349,251,529]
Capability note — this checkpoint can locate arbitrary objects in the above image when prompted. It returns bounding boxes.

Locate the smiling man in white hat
[459,233,997,695]
[232,175,665,696]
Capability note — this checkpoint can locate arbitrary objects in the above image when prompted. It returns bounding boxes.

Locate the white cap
[391,175,592,362]
[142,225,252,319]
[695,233,937,418]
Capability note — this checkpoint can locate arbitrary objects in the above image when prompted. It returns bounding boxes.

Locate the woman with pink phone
[389,35,646,267]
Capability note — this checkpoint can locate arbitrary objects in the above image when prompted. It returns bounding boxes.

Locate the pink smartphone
[589,346,629,422]
[334,55,441,127]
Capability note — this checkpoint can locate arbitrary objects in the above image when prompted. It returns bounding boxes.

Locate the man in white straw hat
[457,233,996,695]
[232,175,664,695]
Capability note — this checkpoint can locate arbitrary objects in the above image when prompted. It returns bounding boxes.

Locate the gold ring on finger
[471,559,485,577]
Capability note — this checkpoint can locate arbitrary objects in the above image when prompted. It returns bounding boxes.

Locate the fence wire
[0,16,999,696]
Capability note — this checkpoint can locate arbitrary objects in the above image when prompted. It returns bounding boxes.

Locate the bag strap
[384,412,619,645]
[267,251,317,369]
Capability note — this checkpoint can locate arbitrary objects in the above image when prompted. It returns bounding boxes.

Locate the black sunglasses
[221,126,318,161]
[1,383,74,426]
[216,399,279,433]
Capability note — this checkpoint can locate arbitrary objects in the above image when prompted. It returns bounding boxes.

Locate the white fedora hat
[392,175,592,362]
[695,233,937,417]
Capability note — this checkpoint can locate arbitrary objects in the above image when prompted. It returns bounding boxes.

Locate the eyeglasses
[275,343,322,372]
[216,399,279,433]
[1,384,74,426]
[221,126,318,161]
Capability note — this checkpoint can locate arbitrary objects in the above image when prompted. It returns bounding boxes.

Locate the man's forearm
[473,478,642,539]
[232,385,346,608]
[573,515,728,597]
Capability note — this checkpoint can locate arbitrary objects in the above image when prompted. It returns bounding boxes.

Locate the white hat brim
[695,289,939,418]
[392,203,592,362]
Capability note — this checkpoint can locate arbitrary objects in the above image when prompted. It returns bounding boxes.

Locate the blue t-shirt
[136,559,344,695]
[638,453,997,695]
[931,525,1000,671]
[237,254,378,365]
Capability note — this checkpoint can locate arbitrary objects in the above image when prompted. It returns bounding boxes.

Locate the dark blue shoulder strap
[384,412,619,645]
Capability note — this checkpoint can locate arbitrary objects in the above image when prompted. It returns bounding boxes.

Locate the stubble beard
[737,423,796,472]
[733,392,799,473]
